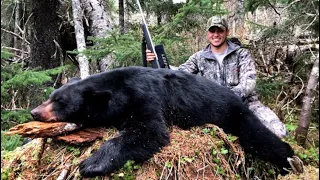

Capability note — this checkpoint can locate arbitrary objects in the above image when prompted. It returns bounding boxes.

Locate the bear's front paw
[79,157,109,177]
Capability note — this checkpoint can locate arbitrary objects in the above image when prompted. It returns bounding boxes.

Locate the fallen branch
[4,121,106,145]
[4,121,81,137]
[56,128,106,144]
[56,163,71,180]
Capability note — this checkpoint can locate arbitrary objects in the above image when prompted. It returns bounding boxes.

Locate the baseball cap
[207,15,228,31]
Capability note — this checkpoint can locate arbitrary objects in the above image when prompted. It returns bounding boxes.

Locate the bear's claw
[79,158,108,177]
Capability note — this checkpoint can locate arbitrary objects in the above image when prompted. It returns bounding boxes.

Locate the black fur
[31,66,294,177]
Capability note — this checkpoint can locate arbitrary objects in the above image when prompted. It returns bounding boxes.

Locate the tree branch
[2,46,29,53]
[1,28,31,44]
[281,0,301,13]
[267,1,280,16]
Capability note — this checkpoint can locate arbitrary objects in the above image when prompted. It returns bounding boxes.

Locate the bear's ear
[61,77,81,85]
[68,77,81,83]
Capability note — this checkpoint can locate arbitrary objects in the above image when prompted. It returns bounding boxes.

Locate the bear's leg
[239,109,294,174]
[79,120,169,177]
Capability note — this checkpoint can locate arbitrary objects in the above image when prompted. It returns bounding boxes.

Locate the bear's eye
[53,97,65,104]
[54,98,68,109]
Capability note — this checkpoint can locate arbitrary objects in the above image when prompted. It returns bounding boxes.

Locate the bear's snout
[31,100,58,122]
[30,108,41,120]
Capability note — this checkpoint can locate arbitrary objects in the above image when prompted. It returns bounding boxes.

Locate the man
[146,15,288,138]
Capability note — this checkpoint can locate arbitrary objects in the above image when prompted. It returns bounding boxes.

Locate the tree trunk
[224,0,245,38]
[157,12,162,25]
[119,0,125,34]
[295,54,319,146]
[81,0,114,72]
[13,0,21,51]
[29,0,62,69]
[71,0,90,78]
[12,0,29,61]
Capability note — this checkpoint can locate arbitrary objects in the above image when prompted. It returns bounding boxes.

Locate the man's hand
[146,49,156,62]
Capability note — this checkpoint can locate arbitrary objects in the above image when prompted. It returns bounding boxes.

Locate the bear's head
[30,79,112,124]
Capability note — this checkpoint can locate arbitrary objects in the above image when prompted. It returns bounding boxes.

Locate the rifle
[136,0,170,69]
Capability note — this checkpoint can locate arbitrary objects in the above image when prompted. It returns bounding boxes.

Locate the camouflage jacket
[178,40,258,101]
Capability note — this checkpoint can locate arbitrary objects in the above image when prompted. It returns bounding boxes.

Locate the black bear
[31,66,294,177]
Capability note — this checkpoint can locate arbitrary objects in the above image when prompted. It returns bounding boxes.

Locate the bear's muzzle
[31,100,58,122]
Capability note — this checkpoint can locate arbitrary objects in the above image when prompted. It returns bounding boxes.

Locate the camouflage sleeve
[177,52,200,74]
[230,48,257,98]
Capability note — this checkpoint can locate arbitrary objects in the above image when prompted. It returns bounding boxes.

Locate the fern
[1,64,69,131]
[1,110,33,130]
[1,131,24,151]
[256,76,285,102]
[1,49,14,59]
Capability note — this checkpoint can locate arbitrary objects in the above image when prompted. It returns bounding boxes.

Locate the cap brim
[208,24,226,31]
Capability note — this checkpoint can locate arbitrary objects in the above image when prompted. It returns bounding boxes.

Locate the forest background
[1,0,319,179]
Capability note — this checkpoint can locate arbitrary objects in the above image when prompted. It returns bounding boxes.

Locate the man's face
[207,26,229,48]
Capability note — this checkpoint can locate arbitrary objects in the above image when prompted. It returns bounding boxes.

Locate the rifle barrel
[135,0,160,68]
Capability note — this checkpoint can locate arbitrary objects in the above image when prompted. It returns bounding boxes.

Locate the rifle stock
[141,24,160,68]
